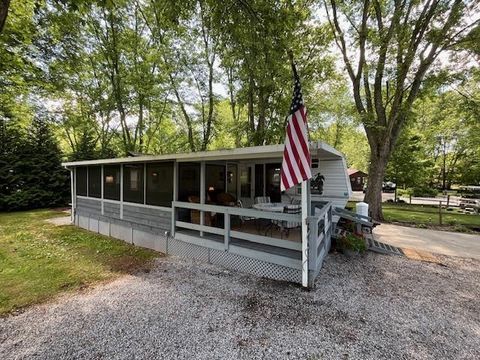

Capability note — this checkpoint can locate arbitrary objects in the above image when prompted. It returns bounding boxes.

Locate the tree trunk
[0,0,10,33]
[364,151,389,221]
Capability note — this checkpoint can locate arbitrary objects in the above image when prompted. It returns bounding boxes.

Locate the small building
[62,141,352,288]
[348,168,368,191]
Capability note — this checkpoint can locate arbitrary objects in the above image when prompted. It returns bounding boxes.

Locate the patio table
[252,203,286,212]
[251,203,289,235]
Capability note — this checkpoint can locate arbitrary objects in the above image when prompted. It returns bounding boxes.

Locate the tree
[0,115,69,211]
[0,0,10,33]
[324,0,480,219]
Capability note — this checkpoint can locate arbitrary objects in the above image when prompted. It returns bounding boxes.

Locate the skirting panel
[210,249,302,284]
[73,212,306,285]
[168,237,209,262]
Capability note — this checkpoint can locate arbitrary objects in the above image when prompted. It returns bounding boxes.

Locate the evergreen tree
[0,117,70,211]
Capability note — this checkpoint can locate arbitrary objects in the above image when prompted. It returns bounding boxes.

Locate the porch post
[200,161,206,236]
[171,161,178,237]
[101,165,104,215]
[301,179,310,287]
[70,168,75,224]
[120,164,123,219]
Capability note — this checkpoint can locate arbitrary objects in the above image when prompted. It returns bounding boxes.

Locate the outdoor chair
[254,196,271,204]
[279,205,301,239]
[236,199,256,230]
[217,192,236,206]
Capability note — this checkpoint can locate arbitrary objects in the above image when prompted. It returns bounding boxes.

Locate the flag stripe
[280,67,312,192]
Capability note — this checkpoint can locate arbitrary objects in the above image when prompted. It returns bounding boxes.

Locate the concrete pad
[374,223,480,259]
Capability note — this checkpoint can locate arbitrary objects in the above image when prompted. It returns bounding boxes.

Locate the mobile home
[62,141,351,287]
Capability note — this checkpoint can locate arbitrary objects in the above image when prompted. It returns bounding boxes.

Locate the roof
[348,168,368,176]
[62,141,345,167]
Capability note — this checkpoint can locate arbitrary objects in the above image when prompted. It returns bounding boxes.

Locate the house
[348,168,368,191]
[62,141,352,288]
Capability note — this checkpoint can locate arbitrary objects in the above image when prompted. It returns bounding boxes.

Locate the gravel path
[1,253,479,360]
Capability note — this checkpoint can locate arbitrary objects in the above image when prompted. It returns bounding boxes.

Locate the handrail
[172,200,303,252]
[172,201,302,222]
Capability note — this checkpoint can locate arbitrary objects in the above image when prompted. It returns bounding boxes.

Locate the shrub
[338,233,366,253]
[411,186,438,197]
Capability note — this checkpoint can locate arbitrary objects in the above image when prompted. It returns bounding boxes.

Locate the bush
[411,186,439,197]
[338,233,366,253]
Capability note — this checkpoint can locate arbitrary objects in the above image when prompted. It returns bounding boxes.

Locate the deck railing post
[200,161,205,237]
[224,213,230,250]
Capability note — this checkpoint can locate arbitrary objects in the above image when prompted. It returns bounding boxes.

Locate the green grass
[0,209,159,315]
[347,201,480,230]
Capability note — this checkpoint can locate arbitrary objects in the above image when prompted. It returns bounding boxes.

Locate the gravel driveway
[1,253,479,360]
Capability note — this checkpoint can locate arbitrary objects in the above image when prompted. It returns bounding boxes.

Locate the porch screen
[76,167,87,196]
[146,162,173,207]
[104,165,120,200]
[123,164,144,203]
[178,163,200,202]
[88,166,101,198]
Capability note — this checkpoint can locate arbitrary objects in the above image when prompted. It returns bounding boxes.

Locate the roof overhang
[62,141,344,167]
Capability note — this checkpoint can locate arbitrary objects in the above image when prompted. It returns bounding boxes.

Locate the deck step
[365,235,404,256]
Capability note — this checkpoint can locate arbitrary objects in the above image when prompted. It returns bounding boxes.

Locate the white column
[143,162,147,204]
[70,168,75,223]
[301,179,310,288]
[200,161,206,236]
[171,161,178,237]
[120,164,124,219]
[101,165,104,215]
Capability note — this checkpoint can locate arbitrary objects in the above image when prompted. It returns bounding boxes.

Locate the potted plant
[337,233,366,256]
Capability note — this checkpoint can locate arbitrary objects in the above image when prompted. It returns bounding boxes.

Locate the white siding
[284,157,351,209]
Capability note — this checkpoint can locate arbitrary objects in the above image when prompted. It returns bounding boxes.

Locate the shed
[348,168,368,191]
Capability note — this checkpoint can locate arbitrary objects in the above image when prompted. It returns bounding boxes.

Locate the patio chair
[279,205,301,239]
[217,192,236,206]
[236,199,256,229]
[254,196,271,204]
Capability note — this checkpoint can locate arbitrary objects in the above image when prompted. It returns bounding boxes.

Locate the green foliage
[338,233,366,253]
[0,116,70,211]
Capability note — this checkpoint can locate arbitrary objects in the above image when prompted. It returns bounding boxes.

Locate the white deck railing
[307,201,333,284]
[171,201,303,253]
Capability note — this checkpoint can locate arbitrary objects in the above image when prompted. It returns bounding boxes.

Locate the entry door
[239,164,254,207]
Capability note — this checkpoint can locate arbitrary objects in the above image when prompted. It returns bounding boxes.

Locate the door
[239,164,254,207]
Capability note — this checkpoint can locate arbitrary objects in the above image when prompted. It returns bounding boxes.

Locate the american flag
[280,64,312,192]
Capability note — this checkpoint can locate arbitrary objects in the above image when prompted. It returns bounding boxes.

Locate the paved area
[1,253,479,359]
[374,223,480,259]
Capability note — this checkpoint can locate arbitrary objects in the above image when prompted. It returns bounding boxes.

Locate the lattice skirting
[75,213,303,285]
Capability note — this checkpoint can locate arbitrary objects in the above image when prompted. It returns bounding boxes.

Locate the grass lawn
[348,201,480,231]
[0,209,160,315]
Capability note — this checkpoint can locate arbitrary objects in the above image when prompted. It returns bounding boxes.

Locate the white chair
[280,205,302,238]
[236,199,255,229]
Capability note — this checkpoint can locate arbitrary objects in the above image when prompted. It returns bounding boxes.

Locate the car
[459,198,480,210]
[382,181,396,193]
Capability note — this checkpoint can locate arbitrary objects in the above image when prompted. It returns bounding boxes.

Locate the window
[123,164,144,203]
[104,165,120,200]
[146,162,174,207]
[87,166,101,198]
[76,167,87,196]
